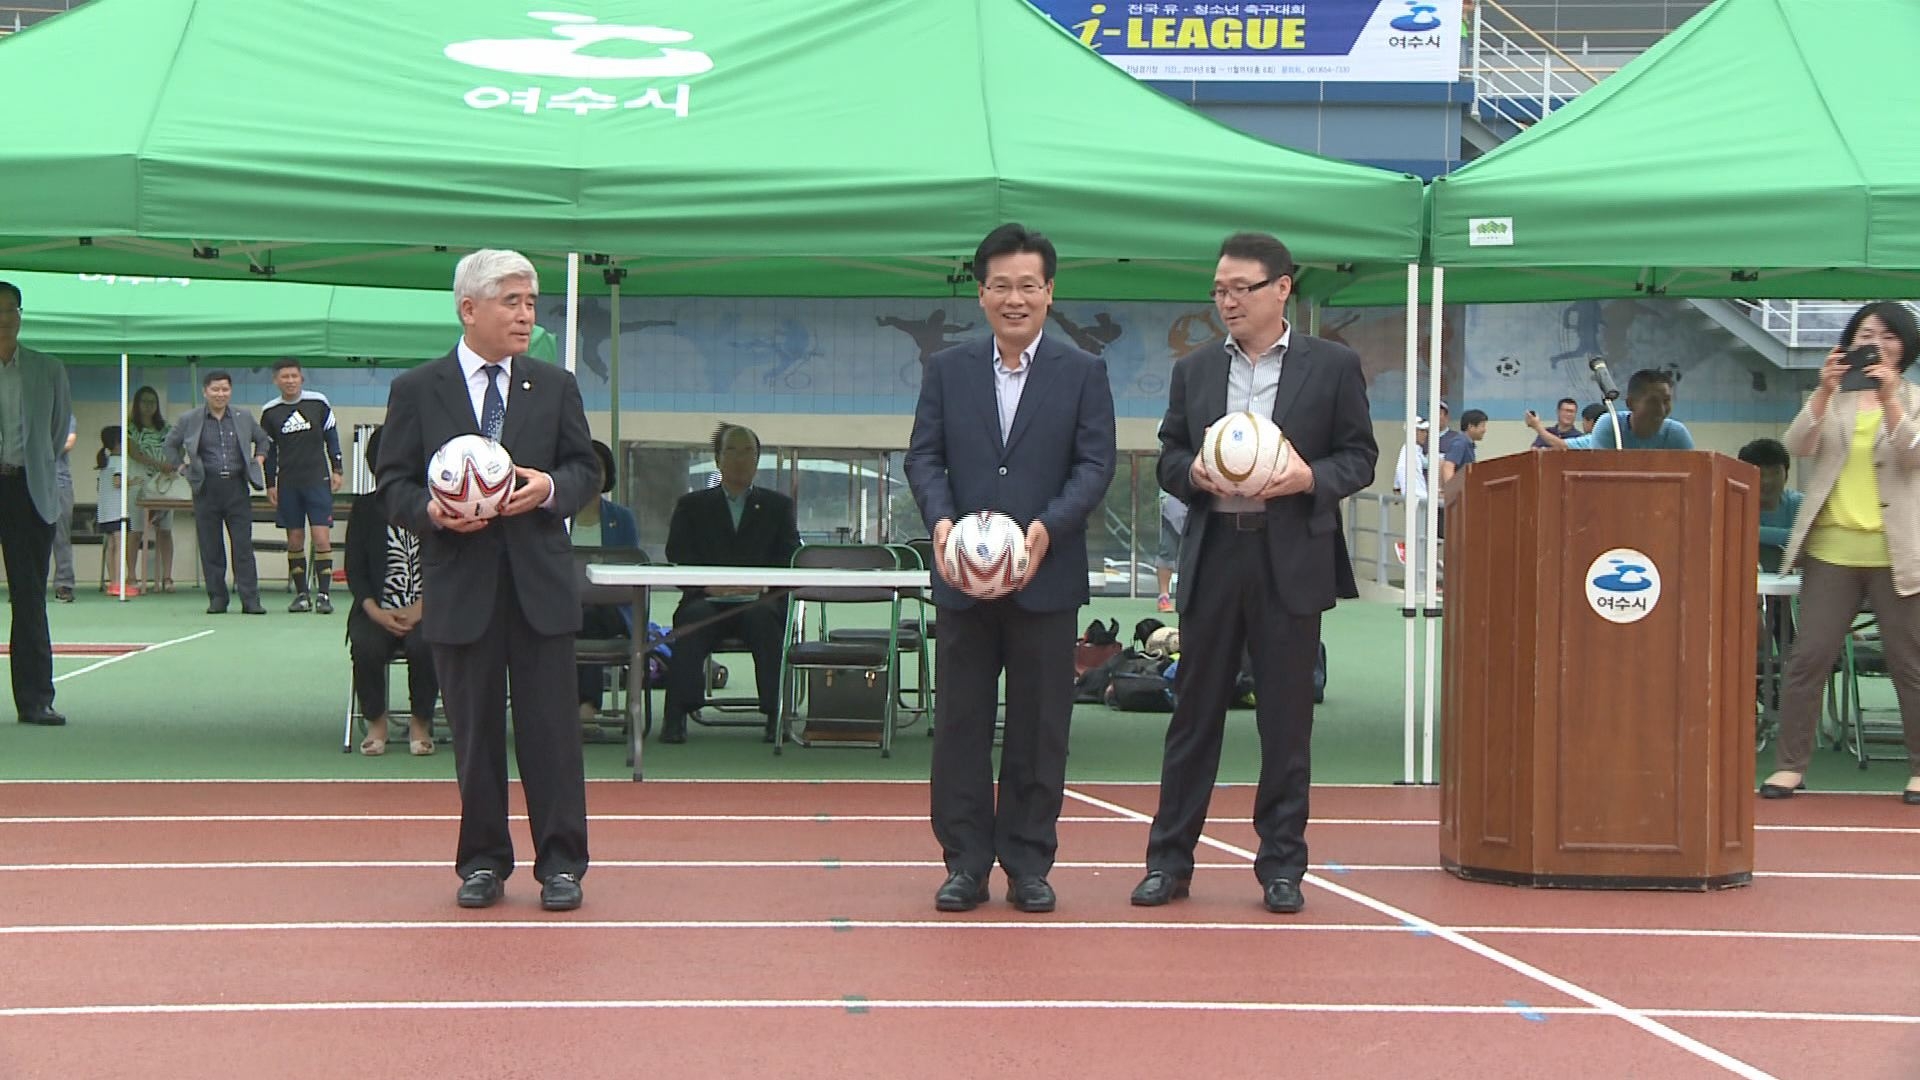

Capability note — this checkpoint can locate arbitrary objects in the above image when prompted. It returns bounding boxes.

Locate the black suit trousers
[0,472,54,714]
[1147,522,1322,885]
[930,601,1075,880]
[433,557,588,883]
[193,475,259,607]
[662,597,787,731]
[348,605,439,722]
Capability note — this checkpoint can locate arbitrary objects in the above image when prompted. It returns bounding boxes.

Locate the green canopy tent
[11,270,555,365]
[1327,0,1920,306]
[0,0,1421,302]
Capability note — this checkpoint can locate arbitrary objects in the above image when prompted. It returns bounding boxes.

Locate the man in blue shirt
[1738,438,1801,574]
[1525,369,1693,451]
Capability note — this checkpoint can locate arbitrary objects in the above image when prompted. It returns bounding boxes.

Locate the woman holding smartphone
[1766,301,1920,804]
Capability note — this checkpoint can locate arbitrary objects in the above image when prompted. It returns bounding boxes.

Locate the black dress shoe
[1903,788,1920,806]
[207,602,229,614]
[659,727,687,744]
[1263,878,1305,914]
[17,707,66,727]
[541,872,583,911]
[1005,876,1056,913]
[1130,870,1191,907]
[241,604,267,615]
[1759,782,1807,799]
[934,871,990,912]
[456,869,504,909]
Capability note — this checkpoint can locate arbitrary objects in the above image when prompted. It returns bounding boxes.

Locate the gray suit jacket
[163,405,272,494]
[7,346,73,523]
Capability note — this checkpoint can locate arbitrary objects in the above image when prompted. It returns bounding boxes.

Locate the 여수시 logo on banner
[445,11,713,119]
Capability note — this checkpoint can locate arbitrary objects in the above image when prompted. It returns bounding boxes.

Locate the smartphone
[1840,344,1880,391]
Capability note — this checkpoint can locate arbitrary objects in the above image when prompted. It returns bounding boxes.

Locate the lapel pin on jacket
[521,380,532,391]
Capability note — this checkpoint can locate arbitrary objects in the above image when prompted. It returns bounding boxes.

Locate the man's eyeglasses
[1209,276,1283,303]
[983,281,1047,298]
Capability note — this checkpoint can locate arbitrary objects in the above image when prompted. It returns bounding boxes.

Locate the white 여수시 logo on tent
[446,12,712,118]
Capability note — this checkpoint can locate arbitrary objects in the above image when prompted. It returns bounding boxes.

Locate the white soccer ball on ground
[428,434,516,519]
[942,510,1030,600]
[1200,411,1292,497]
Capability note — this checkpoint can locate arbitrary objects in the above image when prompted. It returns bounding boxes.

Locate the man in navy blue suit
[905,223,1117,914]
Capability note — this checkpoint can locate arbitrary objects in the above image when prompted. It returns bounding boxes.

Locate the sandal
[408,719,435,756]
[360,718,389,757]
[161,579,176,593]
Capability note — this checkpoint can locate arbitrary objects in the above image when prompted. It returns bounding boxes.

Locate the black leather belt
[1213,511,1266,531]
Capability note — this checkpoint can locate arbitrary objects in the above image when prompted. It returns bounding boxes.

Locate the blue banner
[1030,0,1462,82]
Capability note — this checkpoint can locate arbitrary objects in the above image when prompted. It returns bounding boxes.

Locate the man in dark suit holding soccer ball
[905,223,1117,914]
[377,249,599,912]
[1135,232,1377,915]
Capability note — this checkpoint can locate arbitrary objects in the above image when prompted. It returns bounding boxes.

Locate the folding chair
[819,542,930,729]
[1830,613,1912,769]
[773,544,903,757]
[574,547,651,746]
[340,649,446,753]
[689,633,772,730]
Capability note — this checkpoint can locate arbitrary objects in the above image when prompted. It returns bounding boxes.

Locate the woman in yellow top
[1767,302,1920,804]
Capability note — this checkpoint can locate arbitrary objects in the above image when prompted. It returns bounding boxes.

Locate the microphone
[1588,357,1620,402]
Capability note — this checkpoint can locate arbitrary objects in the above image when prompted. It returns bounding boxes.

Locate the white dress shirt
[457,339,512,427]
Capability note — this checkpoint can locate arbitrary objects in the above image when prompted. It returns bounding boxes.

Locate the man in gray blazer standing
[906,223,1117,914]
[164,370,273,615]
[0,281,73,726]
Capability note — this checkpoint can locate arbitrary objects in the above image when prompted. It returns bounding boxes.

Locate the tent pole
[606,269,625,466]
[1401,262,1418,785]
[564,253,580,376]
[119,353,130,602]
[1422,266,1446,785]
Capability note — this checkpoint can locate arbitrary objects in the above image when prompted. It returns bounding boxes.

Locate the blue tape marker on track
[1504,1000,1547,1022]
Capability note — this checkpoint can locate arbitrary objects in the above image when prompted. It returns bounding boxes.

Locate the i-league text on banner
[1033,0,1464,82]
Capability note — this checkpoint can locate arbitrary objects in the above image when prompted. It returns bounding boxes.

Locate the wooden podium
[1439,450,1757,890]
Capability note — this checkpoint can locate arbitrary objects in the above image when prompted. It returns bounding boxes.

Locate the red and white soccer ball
[428,434,516,519]
[942,511,1030,600]
[1200,411,1292,497]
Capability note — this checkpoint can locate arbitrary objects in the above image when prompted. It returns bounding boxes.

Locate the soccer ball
[427,434,515,519]
[1494,356,1521,378]
[1200,411,1291,497]
[942,511,1030,600]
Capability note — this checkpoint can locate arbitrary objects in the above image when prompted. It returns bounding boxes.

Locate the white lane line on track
[0,998,1912,1025]
[49,630,214,683]
[2,919,1917,947]
[1061,786,1780,1080]
[0,859,1915,883]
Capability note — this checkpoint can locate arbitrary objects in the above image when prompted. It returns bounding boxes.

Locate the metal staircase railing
[1468,0,1620,130]
[1730,300,1920,352]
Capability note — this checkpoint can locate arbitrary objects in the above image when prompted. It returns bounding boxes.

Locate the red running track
[0,780,1912,1080]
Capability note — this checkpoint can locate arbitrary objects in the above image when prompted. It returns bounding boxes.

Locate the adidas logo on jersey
[279,411,312,435]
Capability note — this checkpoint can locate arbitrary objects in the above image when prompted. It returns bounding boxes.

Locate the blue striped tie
[481,364,505,441]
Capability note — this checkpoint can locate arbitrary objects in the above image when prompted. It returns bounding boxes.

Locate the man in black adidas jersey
[261,358,345,614]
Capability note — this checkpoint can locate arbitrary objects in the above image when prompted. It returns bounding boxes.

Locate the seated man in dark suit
[660,423,800,744]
